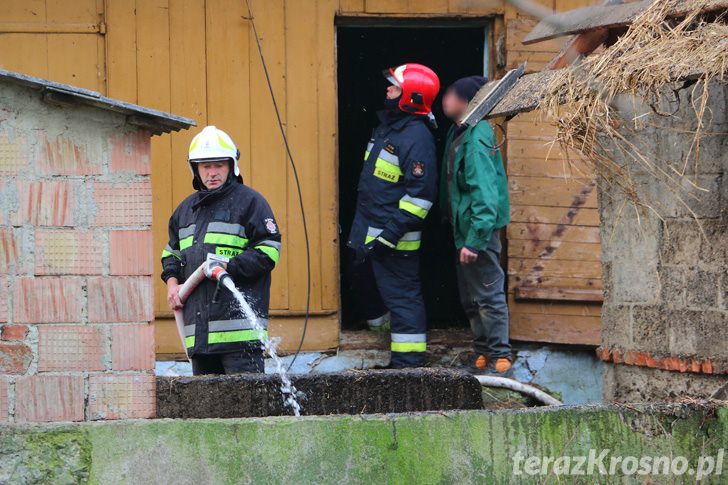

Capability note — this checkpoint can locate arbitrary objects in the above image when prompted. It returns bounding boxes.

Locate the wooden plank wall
[124,0,343,353]
[504,0,603,346]
[0,0,603,352]
[0,0,105,92]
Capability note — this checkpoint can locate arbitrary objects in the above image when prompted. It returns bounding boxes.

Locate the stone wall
[0,81,156,422]
[597,81,728,401]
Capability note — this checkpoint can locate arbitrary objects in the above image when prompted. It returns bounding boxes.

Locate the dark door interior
[337,22,490,329]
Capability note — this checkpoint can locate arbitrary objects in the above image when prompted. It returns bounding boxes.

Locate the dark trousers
[191,350,264,375]
[456,230,511,359]
[350,250,427,368]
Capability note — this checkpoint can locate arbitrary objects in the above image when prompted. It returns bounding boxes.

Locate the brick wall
[598,82,728,401]
[0,82,156,422]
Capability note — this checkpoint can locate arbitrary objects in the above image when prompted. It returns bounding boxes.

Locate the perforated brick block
[38,325,105,372]
[34,229,104,275]
[15,375,85,422]
[91,181,152,227]
[13,277,84,323]
[87,277,153,323]
[12,180,79,227]
[111,324,155,371]
[88,373,155,420]
[38,133,103,176]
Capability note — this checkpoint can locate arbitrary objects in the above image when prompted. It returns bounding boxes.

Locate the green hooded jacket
[440,121,510,250]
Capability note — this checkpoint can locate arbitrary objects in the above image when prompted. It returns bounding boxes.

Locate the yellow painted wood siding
[0,0,105,91]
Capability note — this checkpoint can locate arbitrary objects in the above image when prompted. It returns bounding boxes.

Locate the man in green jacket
[441,76,512,375]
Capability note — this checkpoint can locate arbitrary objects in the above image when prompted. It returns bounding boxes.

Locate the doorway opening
[337,20,492,330]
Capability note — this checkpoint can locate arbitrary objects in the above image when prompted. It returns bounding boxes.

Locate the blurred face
[442,88,469,123]
[197,160,230,189]
[386,84,402,99]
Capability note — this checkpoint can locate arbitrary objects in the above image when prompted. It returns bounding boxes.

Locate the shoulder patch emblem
[265,218,278,234]
[412,161,425,178]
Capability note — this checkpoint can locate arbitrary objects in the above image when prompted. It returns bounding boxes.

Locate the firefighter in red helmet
[347,63,440,368]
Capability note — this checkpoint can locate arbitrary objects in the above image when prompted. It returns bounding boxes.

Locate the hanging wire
[244,0,310,372]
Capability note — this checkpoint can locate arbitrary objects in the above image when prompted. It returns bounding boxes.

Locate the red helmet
[383,63,440,116]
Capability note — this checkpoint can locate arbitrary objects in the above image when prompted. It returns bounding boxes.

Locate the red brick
[612,349,622,363]
[87,373,155,420]
[0,228,20,274]
[109,230,153,275]
[595,346,610,361]
[14,277,84,323]
[35,229,104,275]
[110,130,151,175]
[91,181,152,227]
[15,375,84,422]
[87,276,153,323]
[0,341,33,374]
[37,133,103,176]
[111,324,155,371]
[0,278,7,323]
[38,325,105,371]
[0,129,26,176]
[1,324,28,341]
[12,180,78,226]
[0,379,8,422]
[0,179,5,225]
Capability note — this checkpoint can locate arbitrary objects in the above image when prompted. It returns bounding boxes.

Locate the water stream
[221,278,302,416]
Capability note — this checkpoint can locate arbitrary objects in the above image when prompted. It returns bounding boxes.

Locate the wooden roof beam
[544,0,626,71]
[523,0,728,45]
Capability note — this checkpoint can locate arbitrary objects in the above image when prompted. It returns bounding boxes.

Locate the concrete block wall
[0,82,156,422]
[598,81,728,401]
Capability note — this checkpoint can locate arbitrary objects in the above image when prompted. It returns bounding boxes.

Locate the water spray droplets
[221,278,301,416]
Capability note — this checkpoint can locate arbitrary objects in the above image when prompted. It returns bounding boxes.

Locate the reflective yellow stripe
[185,336,195,348]
[216,247,243,258]
[217,133,235,151]
[373,158,403,183]
[255,245,280,264]
[208,329,268,344]
[399,200,429,219]
[189,135,199,154]
[179,236,193,250]
[391,342,427,352]
[204,232,248,248]
[395,240,420,251]
[364,235,421,251]
[162,250,181,260]
[376,236,396,249]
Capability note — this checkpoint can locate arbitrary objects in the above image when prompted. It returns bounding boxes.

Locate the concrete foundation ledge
[1,403,727,484]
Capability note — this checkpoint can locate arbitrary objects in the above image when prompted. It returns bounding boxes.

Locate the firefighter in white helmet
[161,126,281,375]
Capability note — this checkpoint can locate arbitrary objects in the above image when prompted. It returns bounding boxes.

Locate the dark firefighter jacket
[347,110,438,252]
[161,180,281,356]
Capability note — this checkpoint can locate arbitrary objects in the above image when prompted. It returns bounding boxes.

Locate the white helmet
[188,125,241,177]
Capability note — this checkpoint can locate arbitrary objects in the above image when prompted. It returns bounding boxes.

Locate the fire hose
[174,255,231,361]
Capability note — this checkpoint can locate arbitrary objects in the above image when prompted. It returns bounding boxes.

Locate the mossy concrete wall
[1,404,727,484]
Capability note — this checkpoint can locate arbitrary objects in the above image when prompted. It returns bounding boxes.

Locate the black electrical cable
[244,0,310,372]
